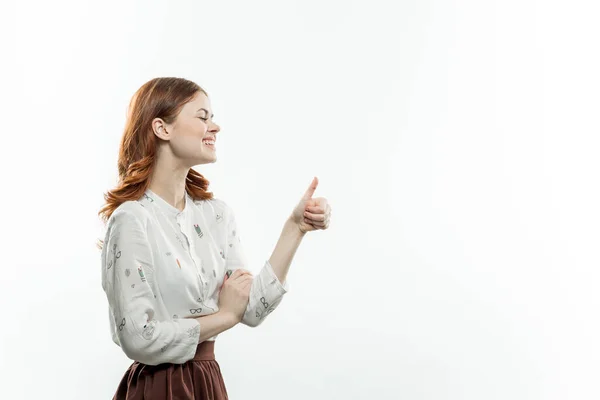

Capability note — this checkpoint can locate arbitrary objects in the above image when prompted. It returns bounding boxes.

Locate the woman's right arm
[193,311,238,342]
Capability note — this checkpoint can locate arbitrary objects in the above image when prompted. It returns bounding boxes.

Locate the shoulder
[194,197,234,223]
[194,197,232,213]
[108,200,151,228]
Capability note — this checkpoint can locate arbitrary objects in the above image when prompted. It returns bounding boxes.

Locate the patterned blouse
[101,189,289,365]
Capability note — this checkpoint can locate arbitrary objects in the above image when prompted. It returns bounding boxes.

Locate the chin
[193,156,217,166]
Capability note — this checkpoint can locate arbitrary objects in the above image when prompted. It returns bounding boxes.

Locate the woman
[98,77,332,399]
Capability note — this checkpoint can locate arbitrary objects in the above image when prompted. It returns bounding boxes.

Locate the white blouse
[100,189,289,366]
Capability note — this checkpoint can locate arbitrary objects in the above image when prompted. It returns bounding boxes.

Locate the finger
[305,217,326,228]
[234,278,253,292]
[241,279,253,290]
[236,275,253,284]
[220,271,230,291]
[242,285,252,296]
[223,273,249,291]
[303,218,317,229]
[230,269,252,280]
[302,176,319,200]
[323,204,332,223]
[306,202,329,214]
[304,210,325,222]
[232,273,253,284]
[305,205,323,213]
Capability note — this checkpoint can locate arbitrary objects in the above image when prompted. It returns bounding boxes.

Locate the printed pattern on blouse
[100,189,290,366]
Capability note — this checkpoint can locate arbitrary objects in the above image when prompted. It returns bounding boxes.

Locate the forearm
[268,217,305,285]
[194,311,239,342]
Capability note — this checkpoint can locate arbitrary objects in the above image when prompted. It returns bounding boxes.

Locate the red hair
[98,77,214,245]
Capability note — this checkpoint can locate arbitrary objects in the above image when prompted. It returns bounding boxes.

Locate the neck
[148,149,189,212]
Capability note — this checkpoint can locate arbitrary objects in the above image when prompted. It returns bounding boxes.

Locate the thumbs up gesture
[290,177,332,234]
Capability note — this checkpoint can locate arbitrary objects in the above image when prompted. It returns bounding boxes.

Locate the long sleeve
[101,202,201,365]
[223,202,289,327]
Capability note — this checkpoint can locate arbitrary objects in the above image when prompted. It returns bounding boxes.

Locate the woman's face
[156,91,221,166]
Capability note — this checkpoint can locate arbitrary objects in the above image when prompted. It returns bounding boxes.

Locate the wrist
[286,217,307,236]
[218,310,241,327]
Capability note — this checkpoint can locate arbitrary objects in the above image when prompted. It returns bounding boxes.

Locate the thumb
[220,271,230,292]
[302,176,319,201]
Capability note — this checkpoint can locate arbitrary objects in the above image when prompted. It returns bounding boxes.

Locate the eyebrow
[197,108,214,118]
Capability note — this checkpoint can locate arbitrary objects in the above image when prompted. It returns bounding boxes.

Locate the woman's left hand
[290,177,332,234]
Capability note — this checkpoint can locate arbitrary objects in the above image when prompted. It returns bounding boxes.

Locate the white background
[1,1,599,399]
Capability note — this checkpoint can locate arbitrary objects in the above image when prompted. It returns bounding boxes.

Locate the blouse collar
[143,188,192,218]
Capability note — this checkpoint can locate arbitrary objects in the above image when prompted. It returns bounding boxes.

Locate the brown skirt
[113,341,228,400]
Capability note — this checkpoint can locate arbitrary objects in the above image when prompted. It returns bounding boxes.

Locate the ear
[151,118,171,140]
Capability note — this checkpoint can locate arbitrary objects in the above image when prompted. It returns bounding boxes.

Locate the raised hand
[290,176,332,234]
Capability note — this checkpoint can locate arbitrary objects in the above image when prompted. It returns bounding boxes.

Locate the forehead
[184,92,211,113]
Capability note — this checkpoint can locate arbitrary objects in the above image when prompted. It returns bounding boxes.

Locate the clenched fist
[218,269,253,322]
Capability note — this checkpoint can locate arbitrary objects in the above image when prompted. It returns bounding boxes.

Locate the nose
[209,121,220,133]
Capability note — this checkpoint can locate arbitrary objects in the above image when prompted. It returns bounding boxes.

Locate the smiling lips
[202,138,215,150]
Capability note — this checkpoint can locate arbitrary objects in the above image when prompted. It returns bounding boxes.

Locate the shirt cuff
[264,259,289,295]
[175,317,201,361]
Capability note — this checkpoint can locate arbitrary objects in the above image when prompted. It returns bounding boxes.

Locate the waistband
[193,340,216,361]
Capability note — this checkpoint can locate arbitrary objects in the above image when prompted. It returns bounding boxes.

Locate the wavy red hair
[97,77,214,247]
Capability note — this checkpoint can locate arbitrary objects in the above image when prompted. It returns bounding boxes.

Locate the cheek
[170,124,207,157]
[172,135,202,155]
[177,120,207,145]
[180,120,206,137]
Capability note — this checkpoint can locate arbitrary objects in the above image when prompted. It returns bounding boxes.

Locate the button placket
[177,212,206,289]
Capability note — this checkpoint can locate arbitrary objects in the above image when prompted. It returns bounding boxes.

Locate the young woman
[98,77,331,399]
